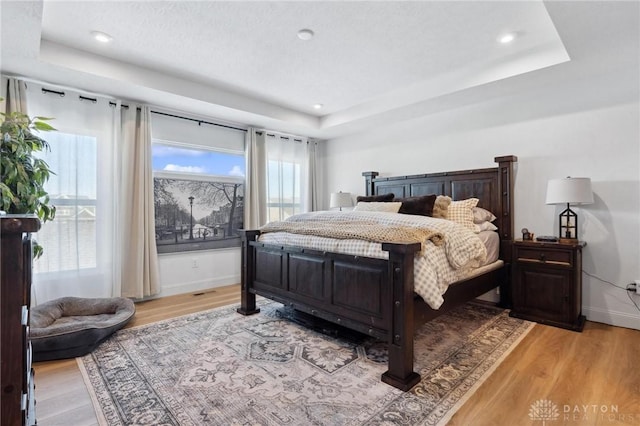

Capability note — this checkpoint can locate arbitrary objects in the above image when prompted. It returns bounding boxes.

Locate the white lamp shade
[330,192,353,209]
[545,177,594,205]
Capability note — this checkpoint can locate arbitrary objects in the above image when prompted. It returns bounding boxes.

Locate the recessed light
[498,32,516,44]
[313,103,323,110]
[297,29,314,41]
[91,31,113,43]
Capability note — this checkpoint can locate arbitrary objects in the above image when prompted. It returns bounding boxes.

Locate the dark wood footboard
[237,230,423,391]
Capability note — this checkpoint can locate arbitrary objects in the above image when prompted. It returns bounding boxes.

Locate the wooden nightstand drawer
[515,247,572,266]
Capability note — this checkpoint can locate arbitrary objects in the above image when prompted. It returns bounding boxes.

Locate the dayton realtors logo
[529,399,560,425]
[530,399,636,423]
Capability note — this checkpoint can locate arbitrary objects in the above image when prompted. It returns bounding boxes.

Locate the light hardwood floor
[34,285,640,426]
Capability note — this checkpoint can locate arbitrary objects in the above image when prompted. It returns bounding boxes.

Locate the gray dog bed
[30,296,136,361]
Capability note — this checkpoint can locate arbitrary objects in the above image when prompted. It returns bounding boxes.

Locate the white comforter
[258,211,487,309]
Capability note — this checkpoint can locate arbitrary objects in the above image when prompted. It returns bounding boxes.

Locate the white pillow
[475,221,498,233]
[473,207,497,224]
[353,201,402,213]
[447,198,479,231]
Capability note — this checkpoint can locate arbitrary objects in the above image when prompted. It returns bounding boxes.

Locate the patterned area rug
[78,300,533,425]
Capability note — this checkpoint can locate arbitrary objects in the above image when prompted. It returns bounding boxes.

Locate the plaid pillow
[447,198,479,231]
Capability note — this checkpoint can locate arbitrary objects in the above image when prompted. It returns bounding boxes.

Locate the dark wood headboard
[362,155,517,261]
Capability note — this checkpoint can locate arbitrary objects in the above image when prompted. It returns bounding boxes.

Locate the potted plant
[0,105,56,257]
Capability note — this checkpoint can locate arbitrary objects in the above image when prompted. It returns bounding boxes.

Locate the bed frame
[237,155,517,391]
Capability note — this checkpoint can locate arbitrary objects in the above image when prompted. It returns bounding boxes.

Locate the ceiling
[0,1,637,139]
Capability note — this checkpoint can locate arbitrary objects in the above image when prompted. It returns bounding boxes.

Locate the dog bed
[30,296,135,361]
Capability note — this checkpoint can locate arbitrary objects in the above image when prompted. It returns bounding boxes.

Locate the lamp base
[559,205,578,241]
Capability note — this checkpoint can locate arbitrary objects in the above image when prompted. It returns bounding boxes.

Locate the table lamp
[545,177,593,241]
[330,192,353,211]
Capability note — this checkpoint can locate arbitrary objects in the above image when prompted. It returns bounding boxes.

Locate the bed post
[381,241,422,391]
[237,230,261,316]
[362,171,379,197]
[495,155,517,307]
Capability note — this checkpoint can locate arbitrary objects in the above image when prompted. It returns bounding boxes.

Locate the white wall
[324,100,640,329]
[320,1,640,330]
[157,248,241,297]
[321,73,640,329]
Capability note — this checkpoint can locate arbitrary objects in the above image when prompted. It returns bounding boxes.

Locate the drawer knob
[539,253,546,262]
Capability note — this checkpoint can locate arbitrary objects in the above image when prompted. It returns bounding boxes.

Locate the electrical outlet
[192,259,199,269]
[635,279,640,295]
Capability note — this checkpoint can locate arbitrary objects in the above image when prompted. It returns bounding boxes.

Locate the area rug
[78,300,533,425]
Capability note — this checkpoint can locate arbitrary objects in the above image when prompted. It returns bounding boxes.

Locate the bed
[237,155,517,391]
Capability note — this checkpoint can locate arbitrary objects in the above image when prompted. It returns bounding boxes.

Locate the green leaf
[32,242,43,259]
[0,103,56,246]
[33,121,56,132]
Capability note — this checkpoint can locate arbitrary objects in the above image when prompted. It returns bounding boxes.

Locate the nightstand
[510,239,586,332]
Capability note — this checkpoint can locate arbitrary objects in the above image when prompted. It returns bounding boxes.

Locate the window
[152,143,245,177]
[267,159,302,221]
[264,133,309,222]
[150,113,247,253]
[25,82,118,301]
[33,132,98,274]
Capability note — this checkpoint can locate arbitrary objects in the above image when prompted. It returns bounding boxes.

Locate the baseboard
[159,275,240,298]
[583,306,640,331]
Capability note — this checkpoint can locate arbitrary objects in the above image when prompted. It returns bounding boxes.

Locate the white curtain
[25,82,119,303]
[245,128,318,229]
[23,82,161,303]
[245,129,318,227]
[265,132,312,222]
[1,77,28,114]
[119,105,160,299]
[245,128,267,228]
[306,141,320,212]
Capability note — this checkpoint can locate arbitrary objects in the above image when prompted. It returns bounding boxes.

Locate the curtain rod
[255,130,304,143]
[40,87,247,133]
[108,103,247,133]
[151,110,247,133]
[41,87,65,97]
